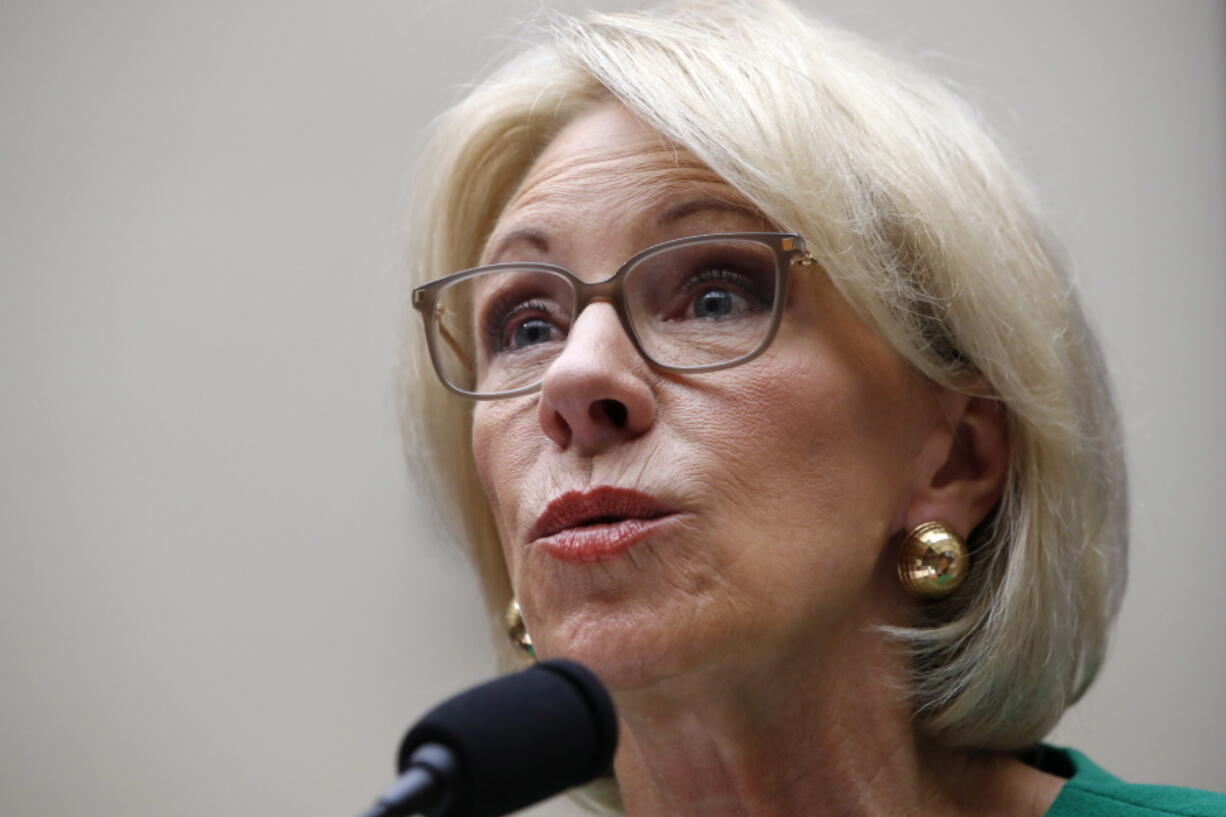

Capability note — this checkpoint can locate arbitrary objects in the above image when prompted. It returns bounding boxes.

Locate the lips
[528,486,678,563]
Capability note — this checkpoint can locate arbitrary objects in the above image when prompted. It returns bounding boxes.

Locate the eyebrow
[483,228,550,265]
[483,196,767,264]
[657,196,766,225]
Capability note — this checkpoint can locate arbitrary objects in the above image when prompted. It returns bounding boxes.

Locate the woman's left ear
[905,390,1009,537]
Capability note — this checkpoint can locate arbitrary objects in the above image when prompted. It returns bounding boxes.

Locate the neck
[607,611,1063,817]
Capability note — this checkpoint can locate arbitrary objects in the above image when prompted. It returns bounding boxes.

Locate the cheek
[701,344,909,487]
[685,328,928,598]
[471,400,540,550]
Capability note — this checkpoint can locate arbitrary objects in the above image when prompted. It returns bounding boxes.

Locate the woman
[400,1,1224,814]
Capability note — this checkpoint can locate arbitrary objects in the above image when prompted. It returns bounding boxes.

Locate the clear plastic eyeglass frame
[412,231,815,400]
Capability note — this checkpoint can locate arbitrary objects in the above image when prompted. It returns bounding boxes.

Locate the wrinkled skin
[476,104,958,689]
[470,103,1055,817]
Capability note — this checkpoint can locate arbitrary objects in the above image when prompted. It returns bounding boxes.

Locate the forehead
[483,103,767,261]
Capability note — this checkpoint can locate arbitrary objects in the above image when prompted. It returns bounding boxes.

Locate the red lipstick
[529,486,678,563]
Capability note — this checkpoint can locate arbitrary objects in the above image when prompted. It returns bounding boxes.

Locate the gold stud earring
[898,521,969,600]
[505,598,536,658]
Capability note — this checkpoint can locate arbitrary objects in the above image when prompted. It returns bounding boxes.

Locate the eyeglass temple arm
[434,306,475,375]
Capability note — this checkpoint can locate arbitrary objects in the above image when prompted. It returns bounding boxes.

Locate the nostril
[592,398,629,428]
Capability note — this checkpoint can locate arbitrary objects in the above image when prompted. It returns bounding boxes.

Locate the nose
[537,301,656,454]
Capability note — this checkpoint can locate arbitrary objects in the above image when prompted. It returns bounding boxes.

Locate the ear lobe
[906,393,1009,538]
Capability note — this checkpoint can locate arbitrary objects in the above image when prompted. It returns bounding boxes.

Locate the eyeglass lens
[430,237,781,395]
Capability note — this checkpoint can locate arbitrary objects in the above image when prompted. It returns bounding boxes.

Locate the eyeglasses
[412,232,813,399]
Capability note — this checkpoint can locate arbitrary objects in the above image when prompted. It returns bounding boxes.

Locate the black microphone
[359,659,618,817]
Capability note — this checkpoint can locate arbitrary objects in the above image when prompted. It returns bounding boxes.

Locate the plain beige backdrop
[2,1,1223,815]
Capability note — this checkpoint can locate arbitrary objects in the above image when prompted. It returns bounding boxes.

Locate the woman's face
[471,104,948,689]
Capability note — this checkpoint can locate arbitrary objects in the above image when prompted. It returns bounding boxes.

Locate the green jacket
[1037,746,1226,816]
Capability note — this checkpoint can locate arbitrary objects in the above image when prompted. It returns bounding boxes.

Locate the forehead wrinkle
[520,137,704,187]
[498,140,761,238]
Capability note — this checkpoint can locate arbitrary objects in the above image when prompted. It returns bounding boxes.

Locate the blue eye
[691,289,738,319]
[482,296,567,354]
[675,266,767,321]
[511,318,559,349]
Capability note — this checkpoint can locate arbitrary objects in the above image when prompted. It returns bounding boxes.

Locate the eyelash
[481,295,561,351]
[679,266,770,303]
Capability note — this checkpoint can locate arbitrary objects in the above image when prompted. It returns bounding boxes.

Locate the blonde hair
[399,0,1127,778]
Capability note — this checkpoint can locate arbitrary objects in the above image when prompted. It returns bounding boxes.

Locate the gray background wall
[2,1,1222,815]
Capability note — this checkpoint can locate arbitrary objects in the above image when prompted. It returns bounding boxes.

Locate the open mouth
[529,486,674,540]
[529,486,678,562]
[572,513,658,528]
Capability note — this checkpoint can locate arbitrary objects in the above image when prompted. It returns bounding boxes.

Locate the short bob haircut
[400,0,1127,762]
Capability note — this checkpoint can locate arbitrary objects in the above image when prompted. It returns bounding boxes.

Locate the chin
[533,598,721,692]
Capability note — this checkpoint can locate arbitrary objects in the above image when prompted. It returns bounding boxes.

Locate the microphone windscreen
[397,659,617,817]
